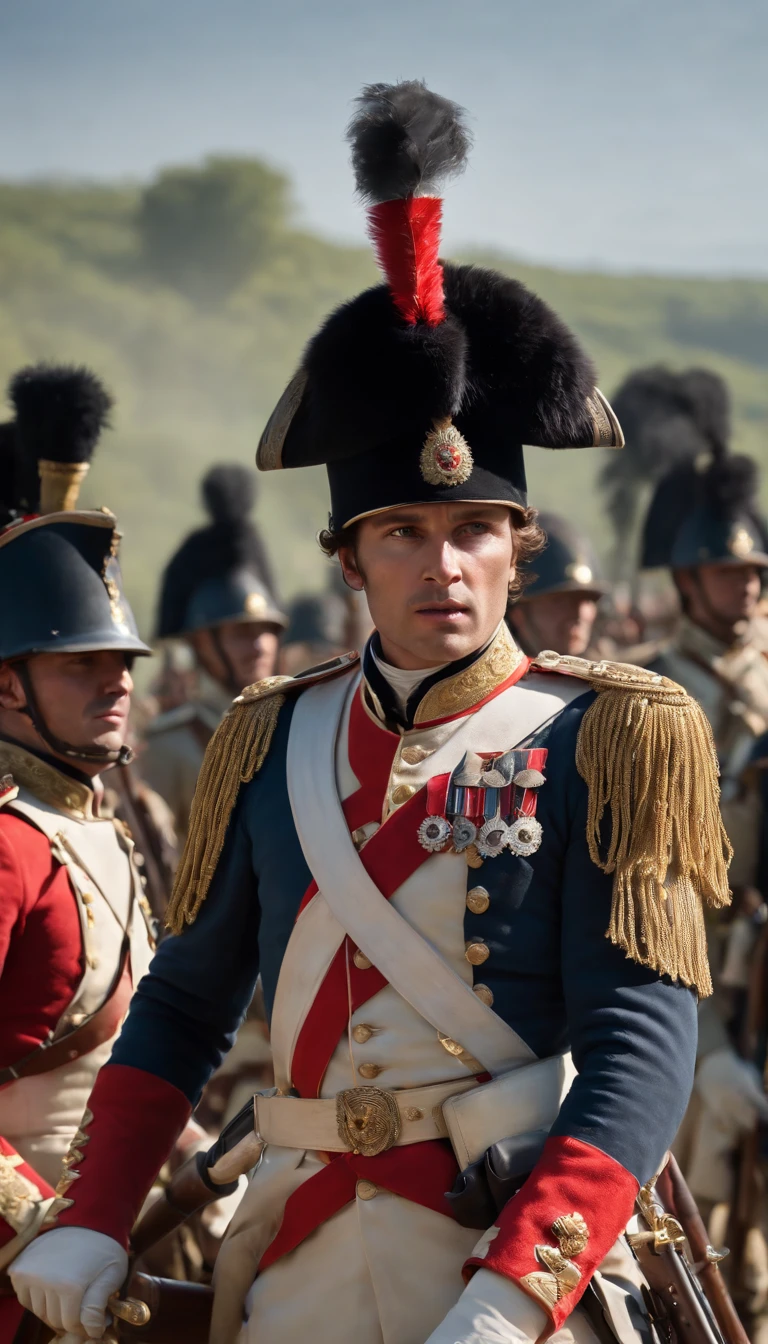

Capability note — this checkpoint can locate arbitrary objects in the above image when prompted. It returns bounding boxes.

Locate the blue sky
[1,0,765,275]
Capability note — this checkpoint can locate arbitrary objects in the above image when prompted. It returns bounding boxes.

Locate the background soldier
[507,512,607,658]
[613,365,768,1318]
[142,463,287,847]
[11,81,729,1344]
[0,364,157,1341]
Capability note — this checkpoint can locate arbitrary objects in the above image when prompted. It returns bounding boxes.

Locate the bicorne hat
[256,80,623,529]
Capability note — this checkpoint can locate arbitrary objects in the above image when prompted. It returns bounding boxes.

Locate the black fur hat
[257,80,623,528]
[157,464,285,639]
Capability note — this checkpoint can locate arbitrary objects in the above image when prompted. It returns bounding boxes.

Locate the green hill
[1,167,767,640]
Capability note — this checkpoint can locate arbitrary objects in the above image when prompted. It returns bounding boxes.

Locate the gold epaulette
[166,653,360,934]
[533,651,732,996]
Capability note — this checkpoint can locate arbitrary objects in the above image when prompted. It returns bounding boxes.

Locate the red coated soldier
[0,366,155,1340]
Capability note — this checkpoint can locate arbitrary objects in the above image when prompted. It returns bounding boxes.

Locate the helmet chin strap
[14,662,134,767]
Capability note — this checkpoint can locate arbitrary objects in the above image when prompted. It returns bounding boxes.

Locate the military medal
[418,774,454,853]
[451,816,478,852]
[418,815,452,853]
[507,815,543,857]
[416,747,548,860]
[477,816,511,859]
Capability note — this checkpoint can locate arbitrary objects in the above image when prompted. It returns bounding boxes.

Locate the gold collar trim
[0,742,95,819]
[415,622,523,723]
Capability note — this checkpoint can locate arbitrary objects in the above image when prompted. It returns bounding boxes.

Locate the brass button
[353,949,372,971]
[465,941,490,966]
[390,783,416,807]
[473,983,494,1007]
[466,885,490,915]
[401,745,431,766]
[358,1062,382,1080]
[357,1179,378,1200]
[352,1024,374,1044]
[403,1106,423,1121]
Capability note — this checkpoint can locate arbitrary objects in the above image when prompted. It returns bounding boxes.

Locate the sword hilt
[108,1295,152,1327]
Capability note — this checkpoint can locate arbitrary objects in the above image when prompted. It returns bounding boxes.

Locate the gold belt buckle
[336,1085,402,1156]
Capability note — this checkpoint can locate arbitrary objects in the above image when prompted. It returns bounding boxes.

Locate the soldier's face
[193,620,280,690]
[339,502,516,669]
[0,650,133,773]
[680,563,763,631]
[511,592,599,658]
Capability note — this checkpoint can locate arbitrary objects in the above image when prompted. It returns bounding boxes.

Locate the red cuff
[464,1135,639,1331]
[0,1136,55,1251]
[55,1063,191,1248]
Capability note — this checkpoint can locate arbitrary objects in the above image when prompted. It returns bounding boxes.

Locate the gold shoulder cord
[535,653,732,997]
[165,679,289,934]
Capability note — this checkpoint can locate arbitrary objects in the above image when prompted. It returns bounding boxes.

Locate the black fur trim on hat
[282,263,597,469]
[9,363,113,466]
[284,282,467,467]
[444,265,597,446]
[348,80,470,203]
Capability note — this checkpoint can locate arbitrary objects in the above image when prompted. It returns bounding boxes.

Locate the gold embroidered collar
[0,741,95,819]
[364,622,524,728]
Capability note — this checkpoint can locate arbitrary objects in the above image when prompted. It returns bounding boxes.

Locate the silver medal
[506,815,543,857]
[476,817,510,860]
[451,816,478,853]
[418,815,452,853]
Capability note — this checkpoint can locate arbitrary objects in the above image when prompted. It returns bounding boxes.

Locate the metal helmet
[520,512,608,601]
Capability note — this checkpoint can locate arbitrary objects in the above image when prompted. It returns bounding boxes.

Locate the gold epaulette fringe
[535,653,732,996]
[165,680,289,935]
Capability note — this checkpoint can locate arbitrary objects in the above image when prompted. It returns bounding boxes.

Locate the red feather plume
[367,197,446,327]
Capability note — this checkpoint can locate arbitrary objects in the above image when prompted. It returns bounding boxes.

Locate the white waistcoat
[0,788,155,1187]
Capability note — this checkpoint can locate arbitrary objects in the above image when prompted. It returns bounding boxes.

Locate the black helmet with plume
[607,364,768,571]
[0,361,149,760]
[157,463,286,640]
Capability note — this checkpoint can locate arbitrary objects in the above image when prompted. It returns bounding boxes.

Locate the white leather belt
[254,1077,479,1155]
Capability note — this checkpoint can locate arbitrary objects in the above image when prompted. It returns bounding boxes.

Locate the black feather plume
[640,461,700,569]
[600,365,731,556]
[157,465,276,637]
[679,368,730,460]
[9,363,113,466]
[702,454,759,517]
[348,80,471,203]
[202,464,257,523]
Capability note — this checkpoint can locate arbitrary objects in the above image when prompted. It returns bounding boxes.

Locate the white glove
[10,1227,128,1339]
[424,1268,548,1344]
[695,1046,768,1135]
